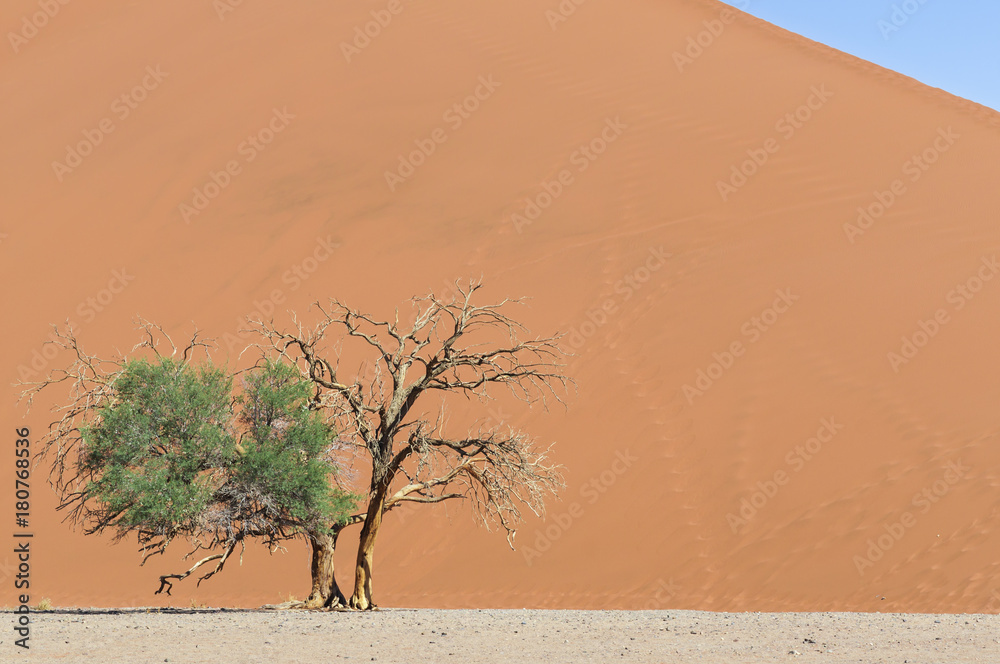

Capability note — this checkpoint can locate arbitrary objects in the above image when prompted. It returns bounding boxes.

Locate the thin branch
[155,543,233,596]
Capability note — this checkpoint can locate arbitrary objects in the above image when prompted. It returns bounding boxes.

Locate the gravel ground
[3,608,999,663]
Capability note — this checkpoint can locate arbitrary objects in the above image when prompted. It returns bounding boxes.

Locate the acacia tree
[251,281,569,610]
[18,323,357,603]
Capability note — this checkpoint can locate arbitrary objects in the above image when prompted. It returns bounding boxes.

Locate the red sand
[2,0,1000,613]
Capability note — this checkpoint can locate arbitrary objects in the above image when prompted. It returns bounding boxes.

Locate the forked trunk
[305,528,347,609]
[349,485,390,610]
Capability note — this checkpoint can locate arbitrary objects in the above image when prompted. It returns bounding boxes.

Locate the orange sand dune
[2,0,1000,613]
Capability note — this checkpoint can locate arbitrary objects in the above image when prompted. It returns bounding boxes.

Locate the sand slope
[2,0,1000,612]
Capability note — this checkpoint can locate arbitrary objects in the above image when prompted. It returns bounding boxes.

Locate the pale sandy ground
[4,609,999,663]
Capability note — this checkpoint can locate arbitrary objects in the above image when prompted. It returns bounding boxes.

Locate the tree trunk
[349,485,390,610]
[305,528,347,609]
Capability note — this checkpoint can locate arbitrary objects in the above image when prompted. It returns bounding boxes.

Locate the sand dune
[2,0,1000,613]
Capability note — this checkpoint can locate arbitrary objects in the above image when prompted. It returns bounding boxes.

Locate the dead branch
[155,540,238,596]
[249,280,571,609]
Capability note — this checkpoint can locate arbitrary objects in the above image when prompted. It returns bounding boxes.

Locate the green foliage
[233,360,356,530]
[80,358,234,539]
[78,356,356,548]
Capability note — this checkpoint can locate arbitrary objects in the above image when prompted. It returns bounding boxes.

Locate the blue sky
[718,0,1000,112]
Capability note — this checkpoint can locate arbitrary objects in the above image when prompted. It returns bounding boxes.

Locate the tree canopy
[22,282,569,608]
[22,328,357,594]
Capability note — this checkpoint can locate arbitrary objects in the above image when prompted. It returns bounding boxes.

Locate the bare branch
[155,540,238,596]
